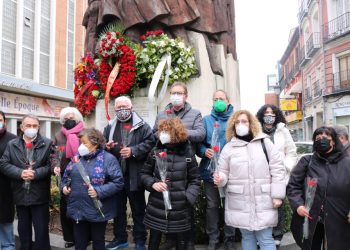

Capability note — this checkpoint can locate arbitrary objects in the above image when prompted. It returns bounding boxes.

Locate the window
[339,54,350,86]
[1,0,17,75]
[22,3,35,79]
[66,0,75,90]
[40,0,51,84]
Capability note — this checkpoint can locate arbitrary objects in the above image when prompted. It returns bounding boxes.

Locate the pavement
[14,220,300,250]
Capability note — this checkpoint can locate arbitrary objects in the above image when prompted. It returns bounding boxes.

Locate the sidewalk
[14,220,299,249]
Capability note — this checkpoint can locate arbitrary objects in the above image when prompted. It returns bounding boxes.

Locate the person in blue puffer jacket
[61,128,124,250]
[197,90,235,250]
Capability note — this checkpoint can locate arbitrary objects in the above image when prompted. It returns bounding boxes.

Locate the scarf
[61,121,84,158]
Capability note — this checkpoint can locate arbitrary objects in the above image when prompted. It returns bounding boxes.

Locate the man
[333,124,350,156]
[153,81,205,250]
[0,114,53,250]
[0,111,17,250]
[198,90,235,250]
[104,96,155,250]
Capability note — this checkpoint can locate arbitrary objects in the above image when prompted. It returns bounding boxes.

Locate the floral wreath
[73,54,100,116]
[137,30,197,84]
[98,31,137,97]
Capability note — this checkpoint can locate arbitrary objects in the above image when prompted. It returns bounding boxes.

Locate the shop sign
[0,91,69,118]
[286,111,303,123]
[280,99,298,111]
[334,106,350,117]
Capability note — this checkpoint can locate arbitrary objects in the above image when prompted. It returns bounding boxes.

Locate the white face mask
[78,144,90,156]
[235,124,249,137]
[24,128,38,139]
[159,132,171,144]
[170,94,183,107]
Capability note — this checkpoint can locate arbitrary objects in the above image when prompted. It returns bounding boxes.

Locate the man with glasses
[0,114,54,249]
[153,81,205,250]
[104,96,155,250]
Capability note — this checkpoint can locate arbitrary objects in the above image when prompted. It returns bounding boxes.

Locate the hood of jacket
[210,104,234,122]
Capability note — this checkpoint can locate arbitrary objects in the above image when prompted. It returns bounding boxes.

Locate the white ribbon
[148,53,171,104]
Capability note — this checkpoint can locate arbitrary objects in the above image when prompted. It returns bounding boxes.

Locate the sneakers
[207,241,220,250]
[274,239,281,248]
[105,239,129,250]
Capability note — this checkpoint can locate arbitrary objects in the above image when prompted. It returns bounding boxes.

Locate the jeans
[113,176,147,244]
[240,228,276,250]
[0,223,15,250]
[16,204,50,250]
[73,220,107,250]
[204,181,235,242]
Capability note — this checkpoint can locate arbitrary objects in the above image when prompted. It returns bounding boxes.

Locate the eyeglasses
[235,120,249,125]
[170,92,185,95]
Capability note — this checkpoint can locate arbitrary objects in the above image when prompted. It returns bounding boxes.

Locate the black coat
[0,130,16,223]
[0,134,54,206]
[287,152,350,250]
[140,141,200,233]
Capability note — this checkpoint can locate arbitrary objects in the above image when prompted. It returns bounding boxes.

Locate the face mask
[235,124,249,137]
[159,132,171,144]
[170,94,183,107]
[116,109,132,122]
[63,119,77,130]
[263,115,276,125]
[213,100,227,113]
[24,128,38,139]
[0,123,3,129]
[78,144,90,156]
[314,138,332,154]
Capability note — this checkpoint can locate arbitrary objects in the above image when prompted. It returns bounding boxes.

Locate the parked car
[295,141,313,160]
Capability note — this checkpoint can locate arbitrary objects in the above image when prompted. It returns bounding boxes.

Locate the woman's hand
[297,205,312,219]
[152,182,167,192]
[272,199,283,208]
[88,185,97,198]
[63,186,71,196]
[53,166,60,176]
[213,172,221,186]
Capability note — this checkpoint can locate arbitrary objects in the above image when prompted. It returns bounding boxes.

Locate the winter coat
[217,133,286,231]
[0,130,16,223]
[198,105,234,182]
[153,102,205,144]
[61,150,124,223]
[0,135,53,206]
[343,142,350,156]
[271,123,297,174]
[140,140,200,233]
[52,131,72,173]
[287,152,350,250]
[103,112,155,191]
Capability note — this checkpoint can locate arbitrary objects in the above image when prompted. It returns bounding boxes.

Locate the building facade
[0,0,87,137]
[278,0,350,141]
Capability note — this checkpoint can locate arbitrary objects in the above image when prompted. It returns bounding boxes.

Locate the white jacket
[218,133,286,231]
[271,123,297,174]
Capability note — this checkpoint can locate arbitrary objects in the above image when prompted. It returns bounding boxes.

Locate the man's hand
[272,199,283,208]
[106,140,117,150]
[21,169,35,181]
[152,182,168,192]
[88,185,97,198]
[205,148,214,159]
[297,205,312,219]
[53,166,60,176]
[63,186,71,196]
[120,147,132,158]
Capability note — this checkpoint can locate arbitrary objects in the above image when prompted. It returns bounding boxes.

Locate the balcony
[313,80,322,97]
[305,87,312,102]
[299,46,309,66]
[331,70,350,93]
[298,1,308,22]
[293,62,300,77]
[323,12,350,42]
[306,32,321,57]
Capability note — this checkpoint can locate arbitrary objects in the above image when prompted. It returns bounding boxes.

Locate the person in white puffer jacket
[214,110,286,250]
[256,104,297,247]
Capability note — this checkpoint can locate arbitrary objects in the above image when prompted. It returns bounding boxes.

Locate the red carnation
[214,123,220,128]
[140,35,146,41]
[308,180,317,186]
[106,31,111,36]
[25,142,33,149]
[58,146,65,152]
[115,31,120,36]
[159,152,167,158]
[123,123,132,131]
[212,145,220,152]
[119,37,124,43]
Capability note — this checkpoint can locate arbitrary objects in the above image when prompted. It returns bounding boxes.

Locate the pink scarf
[61,121,84,158]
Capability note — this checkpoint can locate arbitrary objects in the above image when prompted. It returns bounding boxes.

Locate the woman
[53,107,84,248]
[287,126,350,250]
[61,128,124,250]
[140,118,200,250]
[256,104,297,246]
[213,110,286,250]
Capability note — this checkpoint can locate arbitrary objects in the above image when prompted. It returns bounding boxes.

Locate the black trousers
[311,222,325,250]
[73,220,107,250]
[60,196,75,242]
[16,204,50,250]
[148,229,187,250]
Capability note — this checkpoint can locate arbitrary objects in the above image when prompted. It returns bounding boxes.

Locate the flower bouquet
[120,123,132,173]
[303,177,318,240]
[23,142,35,193]
[155,150,172,218]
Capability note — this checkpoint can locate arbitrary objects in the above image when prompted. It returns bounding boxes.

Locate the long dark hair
[0,110,6,121]
[312,126,343,152]
[256,104,286,127]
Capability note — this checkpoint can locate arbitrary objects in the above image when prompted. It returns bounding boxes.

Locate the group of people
[1,81,350,250]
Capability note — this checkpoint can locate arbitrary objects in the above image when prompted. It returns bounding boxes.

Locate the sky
[235,0,299,113]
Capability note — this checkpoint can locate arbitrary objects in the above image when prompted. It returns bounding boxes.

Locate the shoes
[135,243,146,250]
[186,240,195,250]
[64,242,74,248]
[275,239,281,248]
[207,241,220,250]
[224,239,235,250]
[105,239,129,250]
[159,239,176,250]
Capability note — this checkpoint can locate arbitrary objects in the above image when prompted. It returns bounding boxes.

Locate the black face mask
[63,119,77,130]
[314,138,332,154]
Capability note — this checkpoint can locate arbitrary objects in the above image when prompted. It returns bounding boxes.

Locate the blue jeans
[0,223,15,250]
[240,228,276,250]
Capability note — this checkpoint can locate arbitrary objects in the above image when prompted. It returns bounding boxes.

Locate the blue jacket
[198,105,233,182]
[61,150,124,222]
